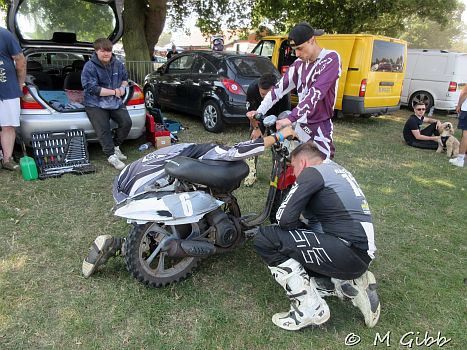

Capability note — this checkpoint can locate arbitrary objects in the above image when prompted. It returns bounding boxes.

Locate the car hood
[7,0,123,48]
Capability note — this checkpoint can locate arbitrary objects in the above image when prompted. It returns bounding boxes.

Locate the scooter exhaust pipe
[166,239,217,257]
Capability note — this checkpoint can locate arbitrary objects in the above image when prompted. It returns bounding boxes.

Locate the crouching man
[253,142,380,330]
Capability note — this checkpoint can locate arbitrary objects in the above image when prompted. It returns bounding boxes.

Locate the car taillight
[359,79,367,97]
[127,84,145,106]
[448,81,457,92]
[20,86,45,109]
[281,66,289,75]
[222,79,244,95]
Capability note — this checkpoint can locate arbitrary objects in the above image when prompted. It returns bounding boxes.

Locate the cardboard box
[155,136,171,149]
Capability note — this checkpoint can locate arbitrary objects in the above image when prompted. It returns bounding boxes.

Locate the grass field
[0,109,465,349]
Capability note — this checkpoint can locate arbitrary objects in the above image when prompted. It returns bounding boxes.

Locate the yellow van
[251,34,407,117]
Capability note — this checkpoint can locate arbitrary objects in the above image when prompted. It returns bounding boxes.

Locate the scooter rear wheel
[124,223,200,288]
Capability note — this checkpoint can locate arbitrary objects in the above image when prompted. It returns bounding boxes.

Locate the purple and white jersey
[257,49,341,125]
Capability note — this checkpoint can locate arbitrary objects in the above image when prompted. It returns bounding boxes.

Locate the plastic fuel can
[20,156,38,181]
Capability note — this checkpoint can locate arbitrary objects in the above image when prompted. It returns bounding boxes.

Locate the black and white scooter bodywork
[113,115,296,287]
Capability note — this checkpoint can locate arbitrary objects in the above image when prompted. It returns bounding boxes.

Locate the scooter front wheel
[124,223,200,288]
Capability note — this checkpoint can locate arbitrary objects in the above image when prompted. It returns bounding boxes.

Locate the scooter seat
[165,156,249,193]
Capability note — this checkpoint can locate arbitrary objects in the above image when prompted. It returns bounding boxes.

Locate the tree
[251,0,464,38]
[121,0,166,61]
[400,7,465,49]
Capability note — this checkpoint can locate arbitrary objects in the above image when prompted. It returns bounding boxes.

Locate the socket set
[31,129,96,179]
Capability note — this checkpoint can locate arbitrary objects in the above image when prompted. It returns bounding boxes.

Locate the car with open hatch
[143,50,280,133]
[7,0,146,145]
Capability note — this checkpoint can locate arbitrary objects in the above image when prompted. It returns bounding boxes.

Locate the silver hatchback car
[7,0,146,145]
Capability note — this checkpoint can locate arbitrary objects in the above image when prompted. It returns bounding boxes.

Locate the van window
[371,40,405,73]
[252,40,275,58]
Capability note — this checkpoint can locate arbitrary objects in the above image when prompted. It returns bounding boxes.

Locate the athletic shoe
[269,259,330,330]
[114,146,127,160]
[108,154,126,170]
[449,157,464,167]
[2,158,19,171]
[82,235,123,278]
[332,271,381,328]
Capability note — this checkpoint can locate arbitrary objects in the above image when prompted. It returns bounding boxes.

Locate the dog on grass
[436,122,460,157]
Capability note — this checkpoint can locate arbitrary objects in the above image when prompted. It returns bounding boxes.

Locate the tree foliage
[251,0,464,38]
[2,0,466,61]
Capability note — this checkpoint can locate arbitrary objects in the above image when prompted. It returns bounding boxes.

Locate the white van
[401,49,467,111]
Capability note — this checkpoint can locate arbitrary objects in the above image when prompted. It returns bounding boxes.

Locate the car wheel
[202,100,224,133]
[409,91,434,111]
[144,87,157,109]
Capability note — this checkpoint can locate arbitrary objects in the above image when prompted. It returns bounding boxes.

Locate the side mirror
[157,66,164,74]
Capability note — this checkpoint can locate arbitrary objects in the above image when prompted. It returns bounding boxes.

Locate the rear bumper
[221,100,249,124]
[342,96,400,115]
[433,99,457,111]
[19,105,146,145]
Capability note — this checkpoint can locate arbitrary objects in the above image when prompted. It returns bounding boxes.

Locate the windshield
[229,57,279,78]
[15,0,116,42]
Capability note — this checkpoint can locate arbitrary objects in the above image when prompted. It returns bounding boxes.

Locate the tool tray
[31,129,96,179]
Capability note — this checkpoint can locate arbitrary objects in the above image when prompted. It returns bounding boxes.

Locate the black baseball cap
[288,22,324,48]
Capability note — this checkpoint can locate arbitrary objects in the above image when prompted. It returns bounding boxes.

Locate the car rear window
[371,40,405,73]
[16,0,116,42]
[228,57,278,78]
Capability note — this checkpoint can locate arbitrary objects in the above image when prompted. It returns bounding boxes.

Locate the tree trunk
[122,0,167,61]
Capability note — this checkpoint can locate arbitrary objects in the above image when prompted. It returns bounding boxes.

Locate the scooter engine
[205,209,239,247]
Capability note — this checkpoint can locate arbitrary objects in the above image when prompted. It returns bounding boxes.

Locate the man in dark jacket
[244,73,291,186]
[254,142,380,331]
[81,38,132,170]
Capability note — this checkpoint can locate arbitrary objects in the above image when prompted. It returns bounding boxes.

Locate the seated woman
[403,102,441,149]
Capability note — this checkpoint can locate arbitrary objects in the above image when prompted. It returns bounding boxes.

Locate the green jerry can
[20,155,38,181]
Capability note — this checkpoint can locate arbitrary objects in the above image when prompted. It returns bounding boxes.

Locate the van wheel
[409,91,434,111]
[202,101,224,133]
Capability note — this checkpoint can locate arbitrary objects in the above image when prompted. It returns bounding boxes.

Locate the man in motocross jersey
[82,127,296,278]
[253,142,380,330]
[246,22,341,160]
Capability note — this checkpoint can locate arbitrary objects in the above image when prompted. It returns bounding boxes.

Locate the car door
[188,55,218,113]
[157,54,195,111]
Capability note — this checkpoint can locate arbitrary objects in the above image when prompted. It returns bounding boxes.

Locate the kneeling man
[254,142,380,330]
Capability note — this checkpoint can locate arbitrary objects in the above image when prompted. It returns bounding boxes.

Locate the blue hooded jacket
[81,53,128,110]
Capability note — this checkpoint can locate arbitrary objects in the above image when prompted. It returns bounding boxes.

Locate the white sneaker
[449,157,464,167]
[114,146,127,160]
[108,154,126,170]
[269,259,330,330]
[332,271,381,328]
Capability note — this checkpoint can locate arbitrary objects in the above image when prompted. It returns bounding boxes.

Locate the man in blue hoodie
[81,38,132,170]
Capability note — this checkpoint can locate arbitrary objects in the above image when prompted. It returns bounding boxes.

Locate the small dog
[436,122,460,157]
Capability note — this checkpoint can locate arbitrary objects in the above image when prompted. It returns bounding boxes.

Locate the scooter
[114,115,296,287]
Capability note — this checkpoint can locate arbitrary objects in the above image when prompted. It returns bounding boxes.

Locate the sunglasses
[416,108,426,111]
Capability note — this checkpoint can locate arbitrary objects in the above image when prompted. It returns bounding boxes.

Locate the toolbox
[31,129,96,180]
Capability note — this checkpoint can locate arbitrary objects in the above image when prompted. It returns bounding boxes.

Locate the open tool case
[31,129,96,179]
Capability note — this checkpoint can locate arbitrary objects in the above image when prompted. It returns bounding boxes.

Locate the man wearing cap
[247,22,341,160]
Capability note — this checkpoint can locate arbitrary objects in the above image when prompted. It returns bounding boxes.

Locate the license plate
[378,87,392,93]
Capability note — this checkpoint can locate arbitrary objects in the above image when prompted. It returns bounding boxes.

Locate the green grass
[1,109,465,349]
